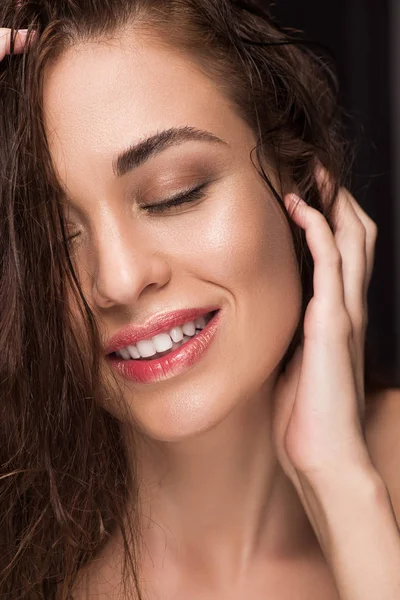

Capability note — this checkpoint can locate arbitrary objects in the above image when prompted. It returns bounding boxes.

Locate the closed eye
[64,181,210,244]
[141,182,210,214]
[63,229,81,246]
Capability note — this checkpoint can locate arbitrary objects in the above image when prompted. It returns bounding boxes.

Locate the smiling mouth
[111,310,218,362]
[107,308,223,384]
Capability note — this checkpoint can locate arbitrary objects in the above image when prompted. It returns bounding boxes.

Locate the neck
[125,380,318,583]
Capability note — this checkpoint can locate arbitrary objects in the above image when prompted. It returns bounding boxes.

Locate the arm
[311,463,400,600]
[272,170,400,599]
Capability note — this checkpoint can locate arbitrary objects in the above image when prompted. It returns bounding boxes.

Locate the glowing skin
[43,34,302,440]
[43,30,337,599]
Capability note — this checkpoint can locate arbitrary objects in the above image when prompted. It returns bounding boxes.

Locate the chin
[116,363,274,443]
[123,386,238,443]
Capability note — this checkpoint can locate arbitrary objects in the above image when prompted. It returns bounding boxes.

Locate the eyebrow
[113,126,228,177]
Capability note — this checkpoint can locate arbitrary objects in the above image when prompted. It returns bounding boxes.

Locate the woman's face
[43,30,302,441]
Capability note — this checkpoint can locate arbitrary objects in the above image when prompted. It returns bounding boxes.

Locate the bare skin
[41,33,309,597]
[2,26,400,600]
[68,389,400,600]
[0,27,29,58]
[72,392,400,599]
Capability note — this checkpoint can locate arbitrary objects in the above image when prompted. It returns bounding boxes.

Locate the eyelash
[64,182,209,244]
[64,231,80,245]
[142,182,209,214]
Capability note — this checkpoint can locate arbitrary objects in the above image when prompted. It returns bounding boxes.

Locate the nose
[90,220,172,310]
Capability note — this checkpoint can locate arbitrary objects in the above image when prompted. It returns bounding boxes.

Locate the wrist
[298,439,380,501]
[310,460,385,506]
[298,462,388,554]
[308,472,400,600]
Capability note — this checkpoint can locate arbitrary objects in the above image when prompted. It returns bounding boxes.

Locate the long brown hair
[0,1,347,597]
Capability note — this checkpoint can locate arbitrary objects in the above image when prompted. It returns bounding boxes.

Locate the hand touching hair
[0,26,29,59]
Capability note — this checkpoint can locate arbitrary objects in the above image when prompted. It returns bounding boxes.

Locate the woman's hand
[272,168,400,599]
[0,27,29,61]
[273,168,377,484]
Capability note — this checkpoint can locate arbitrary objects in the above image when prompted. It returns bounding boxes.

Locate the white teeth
[127,344,140,359]
[115,312,213,360]
[195,315,206,329]
[169,325,184,343]
[182,320,196,336]
[119,348,132,360]
[136,339,157,358]
[153,332,173,353]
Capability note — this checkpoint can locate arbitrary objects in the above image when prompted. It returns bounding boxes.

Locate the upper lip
[104,306,219,355]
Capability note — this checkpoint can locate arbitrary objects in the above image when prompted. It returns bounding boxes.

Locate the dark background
[270,0,399,389]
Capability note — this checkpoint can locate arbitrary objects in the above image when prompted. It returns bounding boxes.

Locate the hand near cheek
[272,172,400,599]
[273,178,375,481]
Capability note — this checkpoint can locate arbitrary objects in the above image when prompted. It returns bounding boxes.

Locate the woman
[1,1,399,598]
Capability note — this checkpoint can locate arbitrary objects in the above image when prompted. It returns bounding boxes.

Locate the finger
[333,189,377,422]
[0,28,29,61]
[314,170,369,417]
[314,167,366,327]
[314,164,377,295]
[330,189,367,414]
[284,193,346,316]
[330,188,367,333]
[342,189,377,289]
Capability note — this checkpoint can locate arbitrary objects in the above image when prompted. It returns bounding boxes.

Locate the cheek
[179,190,301,316]
[182,190,302,373]
[129,194,302,441]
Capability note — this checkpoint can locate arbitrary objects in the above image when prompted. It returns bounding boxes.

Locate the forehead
[42,32,247,186]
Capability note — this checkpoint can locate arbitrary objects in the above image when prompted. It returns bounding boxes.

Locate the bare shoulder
[365,387,400,525]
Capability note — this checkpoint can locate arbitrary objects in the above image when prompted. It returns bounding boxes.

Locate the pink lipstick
[106,308,222,384]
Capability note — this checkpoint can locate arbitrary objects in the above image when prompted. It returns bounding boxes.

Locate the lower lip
[107,309,222,384]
